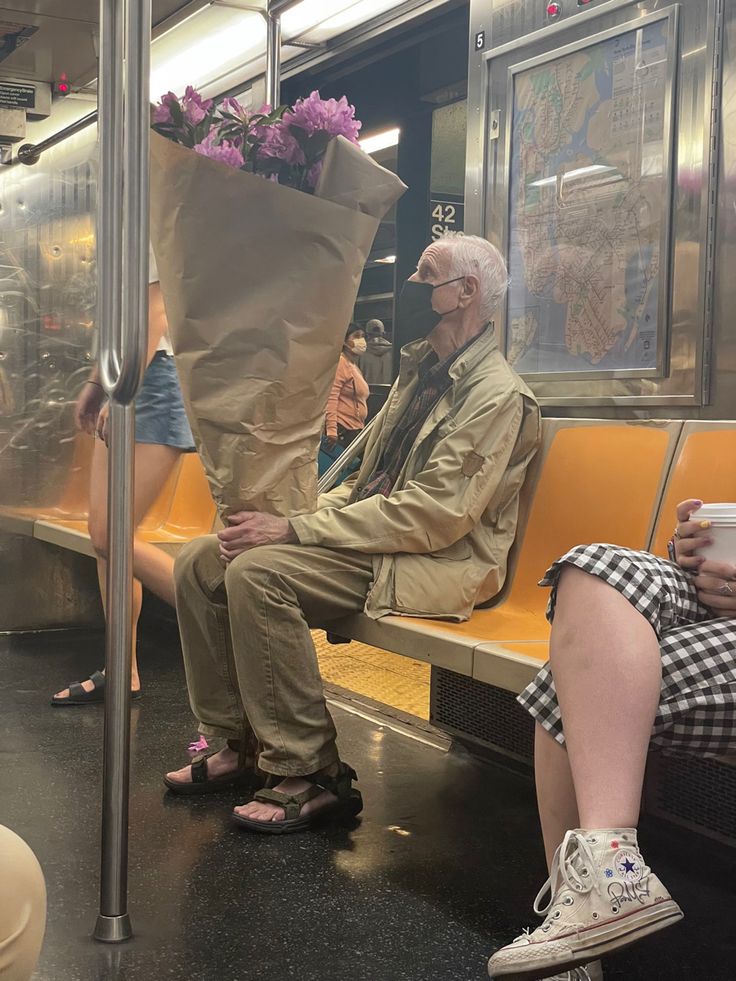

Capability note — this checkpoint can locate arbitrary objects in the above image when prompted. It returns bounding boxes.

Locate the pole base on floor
[93,913,133,943]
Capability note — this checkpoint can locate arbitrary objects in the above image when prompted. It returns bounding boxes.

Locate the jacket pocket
[392,541,477,620]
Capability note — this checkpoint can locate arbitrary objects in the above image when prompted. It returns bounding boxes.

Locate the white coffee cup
[689,503,736,564]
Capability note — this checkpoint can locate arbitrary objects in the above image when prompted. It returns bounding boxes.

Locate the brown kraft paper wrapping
[149,133,406,519]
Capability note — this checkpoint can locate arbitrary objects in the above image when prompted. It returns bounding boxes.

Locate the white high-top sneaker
[488,829,682,981]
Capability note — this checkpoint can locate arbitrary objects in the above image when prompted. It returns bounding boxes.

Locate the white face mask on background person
[348,337,367,355]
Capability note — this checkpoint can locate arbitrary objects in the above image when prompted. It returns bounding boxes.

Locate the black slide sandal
[51,670,142,707]
[163,748,264,797]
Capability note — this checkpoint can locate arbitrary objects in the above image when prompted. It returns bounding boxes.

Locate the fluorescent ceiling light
[151,7,265,98]
[529,165,618,188]
[375,255,396,264]
[295,0,402,42]
[360,127,400,155]
[150,0,407,100]
[281,0,355,37]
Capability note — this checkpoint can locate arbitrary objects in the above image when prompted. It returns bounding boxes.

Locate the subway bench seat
[0,448,216,559]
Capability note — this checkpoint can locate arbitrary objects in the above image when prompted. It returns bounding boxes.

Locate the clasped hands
[218,511,297,564]
[675,499,736,612]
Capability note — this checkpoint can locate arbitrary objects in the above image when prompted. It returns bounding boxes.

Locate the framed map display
[505,11,678,378]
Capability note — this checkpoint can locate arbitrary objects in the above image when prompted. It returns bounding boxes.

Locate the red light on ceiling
[547,2,562,17]
[56,72,70,96]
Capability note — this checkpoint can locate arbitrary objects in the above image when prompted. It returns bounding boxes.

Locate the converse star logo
[614,850,643,883]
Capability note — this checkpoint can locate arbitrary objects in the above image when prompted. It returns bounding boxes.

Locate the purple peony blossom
[256,123,305,167]
[305,160,324,190]
[193,130,244,169]
[181,85,213,126]
[219,97,251,122]
[153,91,179,124]
[286,90,361,144]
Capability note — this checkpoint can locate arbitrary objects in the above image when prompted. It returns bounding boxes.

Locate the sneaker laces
[533,830,599,918]
[542,964,597,981]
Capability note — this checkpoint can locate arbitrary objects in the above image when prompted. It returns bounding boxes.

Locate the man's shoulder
[461,344,537,405]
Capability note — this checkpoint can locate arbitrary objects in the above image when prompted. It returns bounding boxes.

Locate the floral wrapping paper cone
[149,132,406,519]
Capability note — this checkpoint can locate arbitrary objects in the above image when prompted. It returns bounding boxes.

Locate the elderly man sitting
[165,234,541,834]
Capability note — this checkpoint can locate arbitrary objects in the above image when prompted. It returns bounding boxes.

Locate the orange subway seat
[650,423,736,560]
[388,422,679,644]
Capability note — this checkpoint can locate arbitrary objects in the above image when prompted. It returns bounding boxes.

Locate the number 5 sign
[430,199,465,241]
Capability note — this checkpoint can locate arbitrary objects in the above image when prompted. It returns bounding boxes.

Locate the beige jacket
[290,325,541,621]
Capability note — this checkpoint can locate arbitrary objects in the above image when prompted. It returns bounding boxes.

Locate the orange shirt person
[323,323,370,452]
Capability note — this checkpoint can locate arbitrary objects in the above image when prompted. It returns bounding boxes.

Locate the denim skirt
[135,351,195,451]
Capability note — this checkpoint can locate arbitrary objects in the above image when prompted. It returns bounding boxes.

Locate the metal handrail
[265,10,283,107]
[13,111,98,167]
[93,0,151,945]
[317,418,376,496]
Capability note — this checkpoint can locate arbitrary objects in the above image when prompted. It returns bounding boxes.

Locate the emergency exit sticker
[0,81,35,110]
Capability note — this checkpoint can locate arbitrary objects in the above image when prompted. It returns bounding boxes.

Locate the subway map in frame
[506,15,675,376]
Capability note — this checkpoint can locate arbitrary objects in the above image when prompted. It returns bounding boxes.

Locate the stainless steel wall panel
[708,0,736,418]
[0,128,96,511]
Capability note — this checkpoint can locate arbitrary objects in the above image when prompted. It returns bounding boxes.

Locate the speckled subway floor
[1,619,735,981]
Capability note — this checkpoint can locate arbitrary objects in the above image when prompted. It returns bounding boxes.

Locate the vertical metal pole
[94,0,151,945]
[265,8,282,107]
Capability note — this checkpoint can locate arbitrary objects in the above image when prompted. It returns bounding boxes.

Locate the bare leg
[54,439,182,699]
[547,566,662,832]
[489,566,677,980]
[535,724,579,870]
[94,559,143,690]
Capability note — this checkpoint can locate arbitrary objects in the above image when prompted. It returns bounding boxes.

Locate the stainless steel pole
[93,0,151,945]
[265,7,282,107]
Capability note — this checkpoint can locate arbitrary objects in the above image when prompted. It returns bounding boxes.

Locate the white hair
[442,234,509,322]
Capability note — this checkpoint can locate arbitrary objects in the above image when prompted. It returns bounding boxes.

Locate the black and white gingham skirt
[518,544,736,757]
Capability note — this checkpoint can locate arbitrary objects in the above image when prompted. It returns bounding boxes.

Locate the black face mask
[395,277,464,345]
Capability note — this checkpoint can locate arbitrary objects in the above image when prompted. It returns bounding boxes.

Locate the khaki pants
[0,826,46,981]
[174,536,374,776]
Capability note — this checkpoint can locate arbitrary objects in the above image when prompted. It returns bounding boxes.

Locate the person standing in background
[319,323,370,477]
[51,247,196,705]
[360,318,393,386]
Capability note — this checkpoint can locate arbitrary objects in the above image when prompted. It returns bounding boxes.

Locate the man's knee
[224,545,289,594]
[174,535,221,591]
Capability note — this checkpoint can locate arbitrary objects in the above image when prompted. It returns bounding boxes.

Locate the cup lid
[690,503,736,520]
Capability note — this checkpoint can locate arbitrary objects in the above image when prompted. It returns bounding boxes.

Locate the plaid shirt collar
[354,333,482,502]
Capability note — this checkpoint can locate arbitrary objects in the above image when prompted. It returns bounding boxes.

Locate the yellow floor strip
[312,630,430,720]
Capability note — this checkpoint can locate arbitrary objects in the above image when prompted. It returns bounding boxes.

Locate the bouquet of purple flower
[152,88,362,192]
[149,88,404,519]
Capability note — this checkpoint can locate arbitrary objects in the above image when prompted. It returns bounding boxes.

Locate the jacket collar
[398,322,498,382]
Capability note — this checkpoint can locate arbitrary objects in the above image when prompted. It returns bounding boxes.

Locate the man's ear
[461,274,480,308]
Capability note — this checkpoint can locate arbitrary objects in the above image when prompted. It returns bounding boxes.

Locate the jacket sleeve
[291,390,533,554]
[325,357,348,439]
